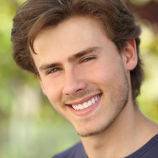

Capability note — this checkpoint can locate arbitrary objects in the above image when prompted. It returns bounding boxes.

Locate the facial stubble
[77,72,129,138]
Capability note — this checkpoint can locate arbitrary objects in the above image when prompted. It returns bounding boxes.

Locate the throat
[80,104,140,158]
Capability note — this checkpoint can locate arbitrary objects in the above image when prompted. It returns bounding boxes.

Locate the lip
[66,93,102,117]
[65,93,101,106]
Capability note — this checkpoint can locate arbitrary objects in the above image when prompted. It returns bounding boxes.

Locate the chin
[75,120,112,137]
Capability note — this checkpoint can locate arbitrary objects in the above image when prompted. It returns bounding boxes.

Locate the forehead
[32,16,111,63]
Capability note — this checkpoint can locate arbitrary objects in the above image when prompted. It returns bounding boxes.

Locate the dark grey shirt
[53,134,158,158]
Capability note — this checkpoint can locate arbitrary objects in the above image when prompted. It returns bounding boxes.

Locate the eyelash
[79,56,96,63]
[46,67,62,75]
[45,56,96,75]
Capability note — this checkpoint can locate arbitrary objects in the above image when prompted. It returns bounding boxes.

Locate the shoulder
[143,135,158,157]
[52,142,87,158]
[127,134,158,158]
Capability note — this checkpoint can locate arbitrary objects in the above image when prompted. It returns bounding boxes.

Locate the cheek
[91,62,126,90]
[40,77,63,104]
[89,64,115,83]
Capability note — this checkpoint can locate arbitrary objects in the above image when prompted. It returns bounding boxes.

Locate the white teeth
[72,95,100,111]
[83,102,87,108]
[92,98,95,104]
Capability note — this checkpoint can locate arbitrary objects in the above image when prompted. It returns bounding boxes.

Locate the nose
[62,69,87,96]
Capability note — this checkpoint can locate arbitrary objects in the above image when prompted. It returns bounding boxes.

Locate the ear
[121,39,138,71]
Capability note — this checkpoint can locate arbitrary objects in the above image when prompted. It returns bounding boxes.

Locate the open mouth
[71,95,100,111]
[65,93,102,116]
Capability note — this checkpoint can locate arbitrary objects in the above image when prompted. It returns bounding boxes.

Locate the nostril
[63,78,87,96]
[64,87,84,96]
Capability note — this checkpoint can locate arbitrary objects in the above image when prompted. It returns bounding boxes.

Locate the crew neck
[126,134,158,158]
[85,134,158,158]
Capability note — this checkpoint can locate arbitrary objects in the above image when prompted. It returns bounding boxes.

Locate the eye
[79,56,96,63]
[45,67,62,75]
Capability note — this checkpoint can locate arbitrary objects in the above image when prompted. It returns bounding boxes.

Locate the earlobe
[122,39,138,71]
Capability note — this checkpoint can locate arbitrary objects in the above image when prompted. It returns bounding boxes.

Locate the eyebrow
[39,46,100,71]
[39,63,61,71]
[69,46,100,61]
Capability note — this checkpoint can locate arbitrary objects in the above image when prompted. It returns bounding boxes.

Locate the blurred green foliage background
[0,0,158,158]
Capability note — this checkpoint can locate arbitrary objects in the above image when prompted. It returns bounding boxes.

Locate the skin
[32,16,158,158]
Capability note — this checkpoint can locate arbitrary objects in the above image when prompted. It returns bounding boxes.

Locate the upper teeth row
[72,95,99,111]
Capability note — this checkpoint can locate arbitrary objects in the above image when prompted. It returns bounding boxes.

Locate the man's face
[32,16,136,137]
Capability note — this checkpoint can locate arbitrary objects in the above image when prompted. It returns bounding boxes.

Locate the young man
[11,0,158,158]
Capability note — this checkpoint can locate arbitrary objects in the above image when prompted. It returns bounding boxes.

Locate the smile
[72,95,100,111]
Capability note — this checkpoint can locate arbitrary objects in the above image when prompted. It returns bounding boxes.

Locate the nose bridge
[63,65,86,95]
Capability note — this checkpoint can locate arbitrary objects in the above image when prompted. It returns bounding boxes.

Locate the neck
[80,100,158,158]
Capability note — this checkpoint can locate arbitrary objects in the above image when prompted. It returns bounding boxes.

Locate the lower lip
[67,95,101,117]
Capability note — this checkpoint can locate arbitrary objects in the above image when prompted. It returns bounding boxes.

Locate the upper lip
[65,93,102,106]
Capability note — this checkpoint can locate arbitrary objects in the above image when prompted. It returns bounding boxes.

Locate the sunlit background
[0,0,158,158]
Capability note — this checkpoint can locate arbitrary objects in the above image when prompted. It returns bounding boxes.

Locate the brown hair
[11,0,144,100]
